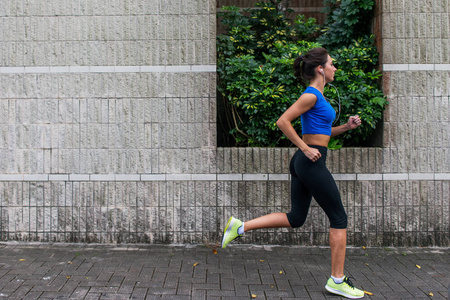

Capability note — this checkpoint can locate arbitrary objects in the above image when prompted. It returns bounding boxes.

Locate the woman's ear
[316,65,323,74]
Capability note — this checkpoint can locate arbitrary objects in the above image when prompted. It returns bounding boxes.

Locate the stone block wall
[0,0,219,243]
[378,0,450,245]
[0,0,449,246]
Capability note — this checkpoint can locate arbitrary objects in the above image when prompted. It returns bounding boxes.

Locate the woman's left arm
[331,115,362,137]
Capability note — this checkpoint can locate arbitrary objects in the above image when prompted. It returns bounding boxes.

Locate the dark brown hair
[293,47,329,85]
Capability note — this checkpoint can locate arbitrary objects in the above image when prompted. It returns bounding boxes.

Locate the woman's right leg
[222,177,309,247]
[244,174,312,232]
[222,151,311,248]
[243,212,291,232]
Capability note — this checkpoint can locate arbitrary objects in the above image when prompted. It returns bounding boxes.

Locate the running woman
[221,47,365,299]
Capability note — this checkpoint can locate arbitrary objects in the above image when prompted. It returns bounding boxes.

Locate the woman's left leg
[304,164,364,298]
[330,228,346,278]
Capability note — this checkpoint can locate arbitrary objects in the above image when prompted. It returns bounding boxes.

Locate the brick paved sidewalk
[0,243,448,299]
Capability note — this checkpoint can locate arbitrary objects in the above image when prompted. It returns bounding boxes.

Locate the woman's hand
[303,147,322,162]
[346,115,362,130]
[331,115,362,137]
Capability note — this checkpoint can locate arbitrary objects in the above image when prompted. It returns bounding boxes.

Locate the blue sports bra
[300,86,336,136]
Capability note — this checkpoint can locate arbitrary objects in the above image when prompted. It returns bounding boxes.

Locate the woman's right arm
[276,93,322,162]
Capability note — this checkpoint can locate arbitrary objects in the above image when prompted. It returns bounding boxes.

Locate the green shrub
[322,36,388,148]
[320,0,388,146]
[217,0,388,148]
[318,0,375,49]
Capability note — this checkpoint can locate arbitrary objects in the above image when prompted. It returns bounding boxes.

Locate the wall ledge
[0,173,449,182]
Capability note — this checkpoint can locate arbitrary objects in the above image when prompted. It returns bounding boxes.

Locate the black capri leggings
[286,145,347,229]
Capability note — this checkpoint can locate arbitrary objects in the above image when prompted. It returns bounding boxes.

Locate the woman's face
[321,55,337,83]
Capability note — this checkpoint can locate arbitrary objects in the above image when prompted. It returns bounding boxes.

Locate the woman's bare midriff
[302,134,330,148]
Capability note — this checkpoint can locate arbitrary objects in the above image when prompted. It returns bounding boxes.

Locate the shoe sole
[325,284,364,299]
[221,217,236,248]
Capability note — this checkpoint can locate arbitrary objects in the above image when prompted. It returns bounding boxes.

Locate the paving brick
[160,296,191,300]
[88,286,119,294]
[84,293,101,300]
[70,286,90,298]
[163,275,179,289]
[22,292,43,299]
[206,289,236,297]
[40,292,72,298]
[176,283,192,295]
[7,285,33,299]
[99,294,131,300]
[219,277,235,290]
[130,287,147,299]
[191,288,206,299]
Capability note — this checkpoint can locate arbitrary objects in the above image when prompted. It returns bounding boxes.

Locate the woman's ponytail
[293,48,328,85]
[293,55,305,85]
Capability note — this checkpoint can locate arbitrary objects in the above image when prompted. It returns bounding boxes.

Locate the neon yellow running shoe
[221,217,243,248]
[325,276,365,299]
